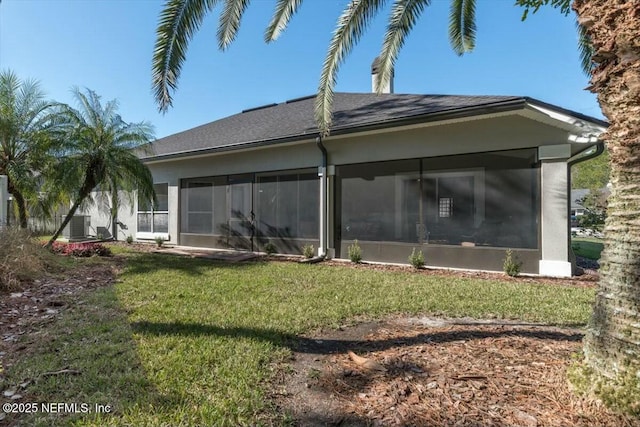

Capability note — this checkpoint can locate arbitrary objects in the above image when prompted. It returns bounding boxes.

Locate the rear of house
[83,82,605,278]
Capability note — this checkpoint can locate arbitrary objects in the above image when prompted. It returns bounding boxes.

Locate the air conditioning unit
[62,215,91,240]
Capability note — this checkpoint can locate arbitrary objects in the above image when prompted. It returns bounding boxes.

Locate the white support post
[0,175,8,228]
[538,144,572,277]
[326,165,335,259]
[318,166,327,256]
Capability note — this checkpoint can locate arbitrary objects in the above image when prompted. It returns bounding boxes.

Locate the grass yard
[572,237,605,260]
[5,252,595,426]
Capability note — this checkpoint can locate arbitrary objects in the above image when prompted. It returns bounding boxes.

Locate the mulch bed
[276,317,640,427]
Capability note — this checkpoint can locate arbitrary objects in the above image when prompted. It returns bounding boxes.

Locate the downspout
[316,135,328,259]
[568,141,604,167]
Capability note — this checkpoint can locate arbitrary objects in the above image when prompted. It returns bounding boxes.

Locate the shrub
[503,249,522,277]
[408,248,425,269]
[50,242,112,258]
[0,228,49,291]
[302,244,315,259]
[92,244,112,257]
[125,235,134,244]
[348,240,362,263]
[155,236,165,248]
[263,242,277,255]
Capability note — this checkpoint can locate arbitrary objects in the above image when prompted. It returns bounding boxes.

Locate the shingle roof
[571,189,590,210]
[571,188,610,210]
[142,92,602,161]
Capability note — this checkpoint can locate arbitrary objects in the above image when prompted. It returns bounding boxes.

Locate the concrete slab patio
[153,246,260,263]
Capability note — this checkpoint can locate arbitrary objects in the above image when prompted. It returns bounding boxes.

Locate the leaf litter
[275,317,640,426]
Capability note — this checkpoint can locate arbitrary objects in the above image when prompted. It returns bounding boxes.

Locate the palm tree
[570,0,639,389]
[0,70,59,229]
[45,88,156,248]
[152,0,639,404]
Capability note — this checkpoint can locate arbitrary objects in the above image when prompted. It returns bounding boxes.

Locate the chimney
[371,56,394,94]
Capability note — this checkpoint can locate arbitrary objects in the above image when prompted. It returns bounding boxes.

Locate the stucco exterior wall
[80,191,137,241]
[324,114,569,165]
[147,142,321,182]
[0,175,8,227]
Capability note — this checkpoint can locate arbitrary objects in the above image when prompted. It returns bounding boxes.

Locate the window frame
[137,183,169,240]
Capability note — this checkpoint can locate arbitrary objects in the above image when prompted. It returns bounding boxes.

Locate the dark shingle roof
[142,92,592,161]
[571,189,590,210]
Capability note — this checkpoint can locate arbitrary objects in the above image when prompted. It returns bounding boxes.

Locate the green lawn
[7,252,595,426]
[572,237,605,260]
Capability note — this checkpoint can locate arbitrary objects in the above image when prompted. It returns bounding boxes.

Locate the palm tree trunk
[45,197,85,249]
[573,0,640,379]
[45,177,95,249]
[9,185,28,229]
[110,186,118,241]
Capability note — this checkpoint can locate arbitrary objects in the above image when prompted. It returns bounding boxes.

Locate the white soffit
[520,103,606,144]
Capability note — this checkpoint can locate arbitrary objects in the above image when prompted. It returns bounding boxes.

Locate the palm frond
[69,86,99,129]
[515,0,571,21]
[152,0,219,113]
[0,70,62,227]
[315,0,388,135]
[576,21,594,75]
[114,122,156,149]
[218,0,251,50]
[375,0,430,94]
[449,0,475,55]
[264,0,303,42]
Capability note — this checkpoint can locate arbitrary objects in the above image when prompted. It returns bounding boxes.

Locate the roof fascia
[521,99,607,144]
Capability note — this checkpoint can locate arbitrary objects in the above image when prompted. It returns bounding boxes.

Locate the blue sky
[1,0,602,139]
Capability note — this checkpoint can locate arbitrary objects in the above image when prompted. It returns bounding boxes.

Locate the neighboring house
[571,188,590,218]
[570,187,609,232]
[84,67,606,277]
[571,187,609,218]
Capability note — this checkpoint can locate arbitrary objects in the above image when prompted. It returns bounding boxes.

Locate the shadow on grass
[131,320,585,426]
[130,321,583,356]
[4,285,186,426]
[121,252,265,277]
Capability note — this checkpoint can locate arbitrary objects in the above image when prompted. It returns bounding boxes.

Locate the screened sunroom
[335,148,541,272]
[179,169,319,253]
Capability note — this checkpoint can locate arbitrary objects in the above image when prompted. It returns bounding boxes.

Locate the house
[85,65,606,278]
[571,188,591,218]
[571,187,609,219]
[570,187,609,234]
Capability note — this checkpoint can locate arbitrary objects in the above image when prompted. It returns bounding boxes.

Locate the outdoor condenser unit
[62,215,91,240]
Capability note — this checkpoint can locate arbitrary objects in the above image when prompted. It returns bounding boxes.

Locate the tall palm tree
[0,70,59,229]
[570,0,639,389]
[152,0,639,404]
[45,88,156,248]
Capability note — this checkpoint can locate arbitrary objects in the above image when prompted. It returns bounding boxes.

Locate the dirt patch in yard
[0,260,120,376]
[274,317,639,426]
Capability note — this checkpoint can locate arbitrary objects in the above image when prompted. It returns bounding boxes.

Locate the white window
[439,197,453,218]
[138,183,168,234]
